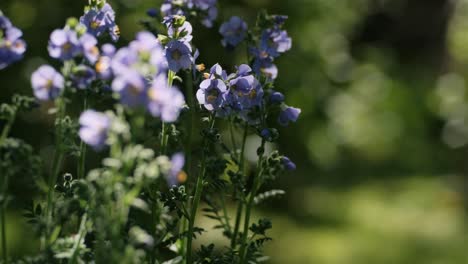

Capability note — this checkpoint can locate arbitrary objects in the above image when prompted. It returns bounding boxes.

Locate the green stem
[1,203,7,263]
[186,116,215,263]
[220,195,232,235]
[77,95,88,180]
[69,210,88,264]
[231,123,248,248]
[45,97,66,245]
[186,166,205,264]
[239,140,265,263]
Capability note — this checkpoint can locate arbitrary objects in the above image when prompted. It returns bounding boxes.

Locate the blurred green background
[1,0,467,263]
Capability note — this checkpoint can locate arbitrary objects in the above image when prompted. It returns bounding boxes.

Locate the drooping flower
[70,65,96,89]
[80,3,120,42]
[31,65,64,101]
[0,14,26,70]
[219,16,247,48]
[167,152,186,186]
[281,156,296,170]
[147,75,185,122]
[278,105,301,126]
[269,91,284,104]
[80,33,99,64]
[47,29,81,61]
[111,70,148,107]
[79,110,110,150]
[165,40,193,72]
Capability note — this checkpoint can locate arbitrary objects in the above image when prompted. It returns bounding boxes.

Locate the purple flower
[269,91,284,104]
[147,75,185,122]
[112,70,148,107]
[260,28,292,58]
[80,3,120,42]
[196,78,227,111]
[112,32,167,77]
[165,40,193,72]
[95,44,115,80]
[0,14,26,70]
[31,65,64,101]
[80,33,99,64]
[71,65,96,89]
[79,110,110,150]
[281,156,296,171]
[219,16,247,48]
[167,152,186,186]
[47,29,81,61]
[278,106,301,126]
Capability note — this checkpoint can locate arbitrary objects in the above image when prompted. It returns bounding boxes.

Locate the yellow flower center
[172,50,182,60]
[91,20,101,29]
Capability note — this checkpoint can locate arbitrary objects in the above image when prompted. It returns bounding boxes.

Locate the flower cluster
[160,0,217,28]
[4,2,302,264]
[250,15,292,80]
[0,12,26,70]
[80,2,120,42]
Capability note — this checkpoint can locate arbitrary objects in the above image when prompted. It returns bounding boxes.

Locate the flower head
[79,110,110,150]
[31,65,64,101]
[196,77,227,111]
[48,29,81,61]
[0,14,26,69]
[80,3,120,42]
[165,40,193,72]
[219,16,247,48]
[278,106,301,126]
[147,75,185,122]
